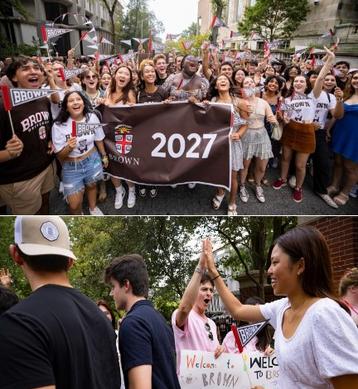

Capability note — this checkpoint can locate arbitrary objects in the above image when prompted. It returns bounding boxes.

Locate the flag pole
[1,85,15,136]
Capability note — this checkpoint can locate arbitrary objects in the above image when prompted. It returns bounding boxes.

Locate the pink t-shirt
[222,331,259,353]
[171,309,219,372]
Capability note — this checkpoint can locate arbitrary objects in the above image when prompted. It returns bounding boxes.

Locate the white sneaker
[288,175,296,189]
[318,193,338,209]
[127,188,136,208]
[255,185,265,203]
[89,206,104,215]
[188,183,196,189]
[239,185,249,203]
[114,185,126,209]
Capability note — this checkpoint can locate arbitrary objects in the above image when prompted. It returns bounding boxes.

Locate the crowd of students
[0,217,357,389]
[0,44,357,215]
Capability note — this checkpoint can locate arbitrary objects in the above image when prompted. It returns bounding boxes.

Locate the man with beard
[162,54,209,102]
[171,241,225,373]
[105,254,180,389]
[0,56,55,214]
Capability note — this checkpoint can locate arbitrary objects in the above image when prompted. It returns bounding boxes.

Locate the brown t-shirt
[0,96,53,184]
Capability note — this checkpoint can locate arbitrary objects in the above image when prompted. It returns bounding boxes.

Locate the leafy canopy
[238,0,310,42]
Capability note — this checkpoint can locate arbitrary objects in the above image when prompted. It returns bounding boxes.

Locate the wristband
[211,273,220,282]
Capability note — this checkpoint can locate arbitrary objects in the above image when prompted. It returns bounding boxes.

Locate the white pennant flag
[59,67,85,81]
[237,320,269,348]
[100,37,114,45]
[99,54,114,60]
[46,27,74,40]
[9,88,61,107]
[87,44,99,50]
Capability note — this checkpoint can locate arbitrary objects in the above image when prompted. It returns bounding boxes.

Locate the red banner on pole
[0,85,12,112]
[71,120,77,137]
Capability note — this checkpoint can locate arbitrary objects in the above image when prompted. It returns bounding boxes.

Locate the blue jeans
[62,151,103,197]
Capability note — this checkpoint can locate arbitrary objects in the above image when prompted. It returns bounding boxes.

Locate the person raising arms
[203,227,358,389]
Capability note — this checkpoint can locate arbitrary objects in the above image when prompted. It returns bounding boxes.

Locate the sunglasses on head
[204,322,213,341]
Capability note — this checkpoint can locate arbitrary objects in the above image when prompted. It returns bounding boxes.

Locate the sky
[148,0,198,39]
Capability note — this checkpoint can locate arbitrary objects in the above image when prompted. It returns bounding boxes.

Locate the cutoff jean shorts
[62,150,103,198]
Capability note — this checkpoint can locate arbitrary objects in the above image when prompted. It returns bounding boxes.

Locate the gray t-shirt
[260,297,358,388]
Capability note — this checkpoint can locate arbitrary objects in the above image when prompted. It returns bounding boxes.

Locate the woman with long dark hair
[52,91,108,215]
[104,65,137,210]
[137,59,168,198]
[204,226,358,388]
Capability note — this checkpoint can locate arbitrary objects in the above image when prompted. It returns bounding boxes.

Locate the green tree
[238,0,310,42]
[99,0,124,53]
[210,0,227,44]
[165,33,210,56]
[1,0,29,18]
[119,0,164,50]
[0,217,31,298]
[202,216,297,299]
[181,22,198,37]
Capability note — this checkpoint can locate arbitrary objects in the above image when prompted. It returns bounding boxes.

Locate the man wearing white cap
[0,216,121,389]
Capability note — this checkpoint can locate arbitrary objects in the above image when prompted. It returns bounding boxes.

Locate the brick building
[300,216,358,294]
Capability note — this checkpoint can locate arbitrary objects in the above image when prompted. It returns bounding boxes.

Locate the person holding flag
[202,228,358,389]
[0,56,55,214]
[52,91,108,215]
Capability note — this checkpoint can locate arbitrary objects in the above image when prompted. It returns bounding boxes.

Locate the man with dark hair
[105,254,180,389]
[171,241,225,372]
[0,56,56,214]
[334,60,350,90]
[0,216,121,389]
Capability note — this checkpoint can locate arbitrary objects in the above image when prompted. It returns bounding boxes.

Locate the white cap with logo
[14,216,77,260]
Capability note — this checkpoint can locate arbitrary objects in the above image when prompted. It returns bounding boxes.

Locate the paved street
[50,166,358,216]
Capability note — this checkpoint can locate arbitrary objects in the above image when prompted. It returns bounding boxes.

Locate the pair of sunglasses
[204,322,214,341]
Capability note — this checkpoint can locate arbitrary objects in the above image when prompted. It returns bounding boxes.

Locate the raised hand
[0,268,12,288]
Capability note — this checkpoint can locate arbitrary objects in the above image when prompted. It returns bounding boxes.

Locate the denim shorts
[62,151,103,197]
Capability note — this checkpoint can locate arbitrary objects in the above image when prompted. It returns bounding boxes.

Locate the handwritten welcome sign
[179,350,279,389]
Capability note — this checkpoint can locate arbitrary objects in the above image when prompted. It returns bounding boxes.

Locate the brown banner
[97,102,232,190]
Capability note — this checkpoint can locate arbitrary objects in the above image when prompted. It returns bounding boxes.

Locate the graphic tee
[0,96,53,184]
[52,113,105,157]
[284,94,318,123]
[308,91,336,129]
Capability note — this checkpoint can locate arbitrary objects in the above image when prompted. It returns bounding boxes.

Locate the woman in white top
[203,227,358,389]
[104,65,137,210]
[272,47,336,203]
[52,91,108,215]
